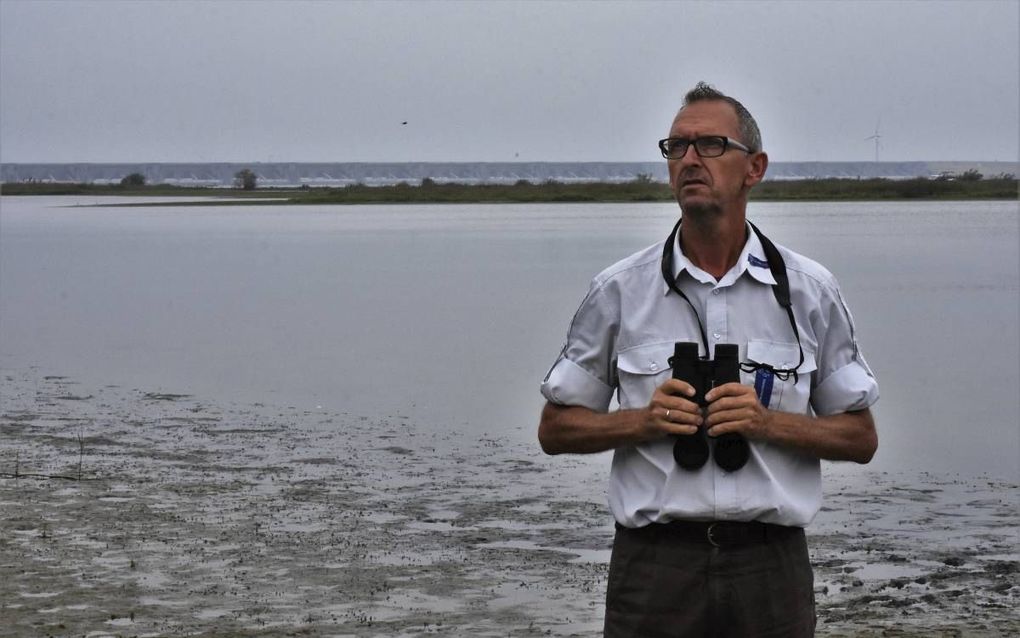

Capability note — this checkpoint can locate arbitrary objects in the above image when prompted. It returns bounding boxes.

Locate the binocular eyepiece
[669,342,750,472]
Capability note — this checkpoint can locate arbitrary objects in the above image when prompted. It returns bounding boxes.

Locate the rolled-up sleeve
[810,281,879,416]
[812,360,878,416]
[541,356,615,412]
[540,278,619,413]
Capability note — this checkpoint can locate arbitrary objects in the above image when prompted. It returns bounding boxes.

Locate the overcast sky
[1,0,1017,163]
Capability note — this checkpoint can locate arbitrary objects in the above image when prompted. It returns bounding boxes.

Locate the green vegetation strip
[2,177,1017,204]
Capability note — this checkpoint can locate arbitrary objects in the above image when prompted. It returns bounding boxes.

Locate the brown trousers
[604,524,816,638]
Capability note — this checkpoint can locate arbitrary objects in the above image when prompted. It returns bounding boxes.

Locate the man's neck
[680,213,748,280]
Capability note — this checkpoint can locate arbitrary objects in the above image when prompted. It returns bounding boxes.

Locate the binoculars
[669,342,750,472]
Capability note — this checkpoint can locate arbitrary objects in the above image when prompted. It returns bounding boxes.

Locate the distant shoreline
[2,176,1017,203]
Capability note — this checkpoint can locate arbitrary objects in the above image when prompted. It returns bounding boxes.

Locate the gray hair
[682,82,762,152]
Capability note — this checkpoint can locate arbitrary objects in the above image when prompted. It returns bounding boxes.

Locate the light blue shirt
[541,223,879,528]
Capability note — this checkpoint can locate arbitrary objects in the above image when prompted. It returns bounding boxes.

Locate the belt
[616,520,801,548]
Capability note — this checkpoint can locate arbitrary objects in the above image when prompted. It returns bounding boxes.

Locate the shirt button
[713,333,721,340]
[712,289,721,295]
[649,362,658,371]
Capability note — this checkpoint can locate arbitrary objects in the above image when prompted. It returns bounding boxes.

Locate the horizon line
[2,159,1016,165]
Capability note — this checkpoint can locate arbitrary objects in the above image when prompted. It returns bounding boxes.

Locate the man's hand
[703,382,770,439]
[647,378,703,438]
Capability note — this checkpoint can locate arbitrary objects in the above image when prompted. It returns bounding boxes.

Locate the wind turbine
[865,118,882,163]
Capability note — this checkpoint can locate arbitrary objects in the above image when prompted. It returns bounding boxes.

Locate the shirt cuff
[811,361,879,416]
[541,357,614,412]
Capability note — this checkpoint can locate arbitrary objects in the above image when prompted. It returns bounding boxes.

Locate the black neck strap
[660,218,805,380]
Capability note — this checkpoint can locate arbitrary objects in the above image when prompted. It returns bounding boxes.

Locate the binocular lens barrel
[713,344,740,383]
[671,342,710,470]
[710,343,750,472]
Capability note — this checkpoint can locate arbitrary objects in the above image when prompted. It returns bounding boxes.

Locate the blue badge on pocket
[754,368,775,408]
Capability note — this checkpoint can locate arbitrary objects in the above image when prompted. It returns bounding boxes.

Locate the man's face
[666,100,764,219]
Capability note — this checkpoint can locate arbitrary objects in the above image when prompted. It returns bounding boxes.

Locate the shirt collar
[664,221,777,295]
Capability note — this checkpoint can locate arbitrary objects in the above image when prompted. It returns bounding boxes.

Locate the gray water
[1,196,1017,480]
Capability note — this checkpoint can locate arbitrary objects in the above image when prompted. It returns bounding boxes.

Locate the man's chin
[678,197,722,218]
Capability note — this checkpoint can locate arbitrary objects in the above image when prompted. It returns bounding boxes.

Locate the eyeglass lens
[694,137,726,156]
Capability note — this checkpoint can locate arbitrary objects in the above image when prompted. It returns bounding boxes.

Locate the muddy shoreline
[2,369,1016,636]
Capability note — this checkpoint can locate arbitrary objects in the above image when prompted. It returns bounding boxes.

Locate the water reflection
[1,197,1017,480]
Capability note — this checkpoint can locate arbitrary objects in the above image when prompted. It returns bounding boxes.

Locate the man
[538,83,878,637]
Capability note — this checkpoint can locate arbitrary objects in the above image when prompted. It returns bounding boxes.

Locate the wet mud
[1,370,1016,636]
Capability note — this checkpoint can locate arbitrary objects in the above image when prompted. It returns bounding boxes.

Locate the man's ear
[745,151,769,188]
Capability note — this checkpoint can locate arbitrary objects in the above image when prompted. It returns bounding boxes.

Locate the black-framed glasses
[658,136,753,160]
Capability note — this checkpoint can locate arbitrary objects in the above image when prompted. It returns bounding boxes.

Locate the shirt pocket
[744,340,818,414]
[615,342,675,410]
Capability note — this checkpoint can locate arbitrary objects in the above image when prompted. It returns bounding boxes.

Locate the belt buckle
[706,522,721,547]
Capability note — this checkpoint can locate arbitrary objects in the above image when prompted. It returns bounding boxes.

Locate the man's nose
[676,146,703,169]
